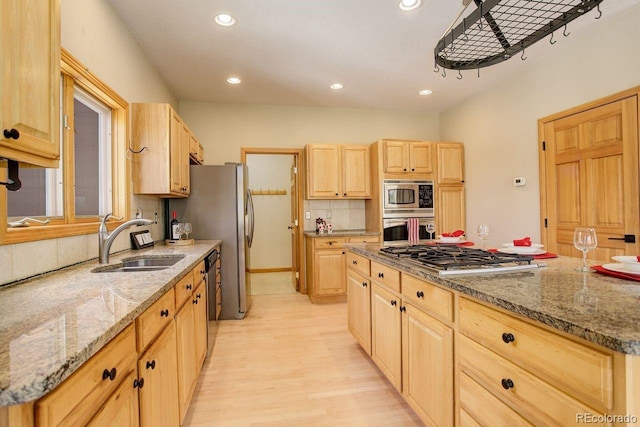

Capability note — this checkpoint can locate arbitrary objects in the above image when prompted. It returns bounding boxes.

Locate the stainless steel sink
[92,255,185,273]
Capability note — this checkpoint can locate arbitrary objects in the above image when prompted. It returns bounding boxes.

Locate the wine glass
[573,227,597,272]
[175,223,185,240]
[183,223,192,240]
[477,224,491,250]
[426,222,436,240]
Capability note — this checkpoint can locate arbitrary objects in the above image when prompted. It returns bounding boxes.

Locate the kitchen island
[0,240,220,425]
[346,243,640,426]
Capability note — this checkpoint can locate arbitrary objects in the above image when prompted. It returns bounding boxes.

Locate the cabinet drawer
[193,260,206,286]
[136,288,176,352]
[346,252,370,276]
[347,236,379,244]
[35,324,137,427]
[401,274,453,323]
[459,372,532,427]
[459,298,613,411]
[371,261,400,293]
[175,272,195,310]
[459,335,608,426]
[313,237,347,249]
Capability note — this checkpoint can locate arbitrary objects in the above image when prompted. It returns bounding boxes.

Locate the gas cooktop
[379,244,541,276]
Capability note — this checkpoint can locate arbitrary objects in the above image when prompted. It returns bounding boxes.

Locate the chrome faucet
[99,213,154,264]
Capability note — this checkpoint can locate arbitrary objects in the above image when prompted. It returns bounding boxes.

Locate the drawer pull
[390,300,397,306]
[501,378,514,390]
[133,378,145,389]
[328,241,333,246]
[352,260,358,265]
[102,367,117,381]
[3,128,20,139]
[196,293,202,299]
[160,309,170,317]
[146,360,156,370]
[501,332,515,343]
[362,282,368,287]
[193,298,199,304]
[186,284,193,290]
[400,306,406,312]
[378,272,384,278]
[416,291,425,298]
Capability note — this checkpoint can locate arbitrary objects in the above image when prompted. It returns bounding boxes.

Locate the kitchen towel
[407,218,420,245]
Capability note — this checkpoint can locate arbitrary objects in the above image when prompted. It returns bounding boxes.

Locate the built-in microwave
[383,179,434,218]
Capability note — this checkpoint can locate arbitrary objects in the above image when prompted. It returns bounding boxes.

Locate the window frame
[0,49,129,245]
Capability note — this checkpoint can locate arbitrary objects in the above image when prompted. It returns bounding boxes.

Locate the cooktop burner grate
[380,245,534,271]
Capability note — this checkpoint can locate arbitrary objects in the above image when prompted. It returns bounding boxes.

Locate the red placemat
[425,241,475,246]
[533,252,558,259]
[592,265,640,282]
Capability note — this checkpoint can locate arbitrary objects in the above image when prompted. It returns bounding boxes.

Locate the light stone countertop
[0,240,220,407]
[303,229,380,238]
[347,243,640,356]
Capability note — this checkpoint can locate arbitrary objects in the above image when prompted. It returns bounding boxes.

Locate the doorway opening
[241,148,306,295]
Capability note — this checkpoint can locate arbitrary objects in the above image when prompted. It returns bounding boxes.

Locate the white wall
[440,4,640,248]
[0,0,176,285]
[179,103,440,164]
[246,154,293,269]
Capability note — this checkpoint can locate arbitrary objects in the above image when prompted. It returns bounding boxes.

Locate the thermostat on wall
[513,177,526,187]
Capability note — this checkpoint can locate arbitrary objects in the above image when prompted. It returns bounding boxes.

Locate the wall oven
[383,217,433,243]
[383,179,434,218]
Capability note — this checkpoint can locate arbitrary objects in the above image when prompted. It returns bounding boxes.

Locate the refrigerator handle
[246,189,255,248]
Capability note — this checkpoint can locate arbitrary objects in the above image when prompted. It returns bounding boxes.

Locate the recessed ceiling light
[215,13,236,26]
[419,89,433,96]
[227,77,241,85]
[330,83,344,90]
[399,0,422,11]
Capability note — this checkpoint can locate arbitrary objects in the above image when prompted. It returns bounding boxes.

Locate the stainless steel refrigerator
[170,163,254,320]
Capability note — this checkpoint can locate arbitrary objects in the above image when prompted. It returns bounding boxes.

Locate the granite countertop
[304,229,380,238]
[347,243,640,356]
[0,240,221,407]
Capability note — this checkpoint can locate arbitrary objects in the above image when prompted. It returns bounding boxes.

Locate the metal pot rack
[434,0,604,71]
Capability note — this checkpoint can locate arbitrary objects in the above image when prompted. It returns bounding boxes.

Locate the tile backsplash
[0,195,164,286]
[303,199,365,231]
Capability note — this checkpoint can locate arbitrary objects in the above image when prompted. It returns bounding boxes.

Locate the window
[0,49,129,244]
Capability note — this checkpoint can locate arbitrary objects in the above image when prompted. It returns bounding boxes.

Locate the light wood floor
[183,293,423,426]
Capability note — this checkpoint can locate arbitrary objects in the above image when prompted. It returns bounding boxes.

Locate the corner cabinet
[0,0,60,167]
[131,104,192,197]
[305,144,371,199]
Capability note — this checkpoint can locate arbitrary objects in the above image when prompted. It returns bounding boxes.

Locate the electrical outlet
[305,211,311,220]
[326,210,332,219]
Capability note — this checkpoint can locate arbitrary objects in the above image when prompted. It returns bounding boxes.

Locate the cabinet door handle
[352,260,358,265]
[102,367,117,381]
[416,291,424,298]
[186,284,193,290]
[343,193,347,196]
[400,306,406,312]
[362,282,368,287]
[133,378,145,389]
[146,360,156,370]
[378,272,384,278]
[193,298,199,304]
[501,332,515,343]
[3,128,20,139]
[196,293,202,299]
[160,309,170,317]
[403,168,407,172]
[501,378,514,390]
[390,300,397,306]
[608,234,636,243]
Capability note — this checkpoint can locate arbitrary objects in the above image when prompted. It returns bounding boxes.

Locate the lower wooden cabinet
[370,284,402,392]
[347,269,371,354]
[137,323,180,427]
[87,370,140,427]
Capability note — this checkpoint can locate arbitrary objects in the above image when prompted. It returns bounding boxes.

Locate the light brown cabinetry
[305,235,379,303]
[188,133,204,165]
[435,142,465,234]
[382,140,432,175]
[305,144,371,199]
[0,0,60,167]
[87,370,140,427]
[131,103,194,197]
[371,283,403,392]
[347,253,371,354]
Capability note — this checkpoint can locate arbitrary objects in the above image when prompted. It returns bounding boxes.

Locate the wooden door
[193,281,208,369]
[137,323,180,427]
[175,301,197,423]
[341,145,371,197]
[437,185,466,234]
[436,143,465,184]
[409,142,433,174]
[313,250,346,295]
[306,144,341,198]
[87,371,140,427]
[0,0,60,167]
[402,304,454,427]
[383,140,408,173]
[540,95,639,258]
[371,284,402,391]
[347,270,371,354]
[290,157,300,290]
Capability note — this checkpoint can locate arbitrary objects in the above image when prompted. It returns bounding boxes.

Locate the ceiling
[108,0,638,112]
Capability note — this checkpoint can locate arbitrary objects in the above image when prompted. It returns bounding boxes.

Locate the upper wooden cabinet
[436,143,464,185]
[305,144,371,199]
[188,133,204,165]
[382,140,432,176]
[0,0,60,167]
[131,103,192,197]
